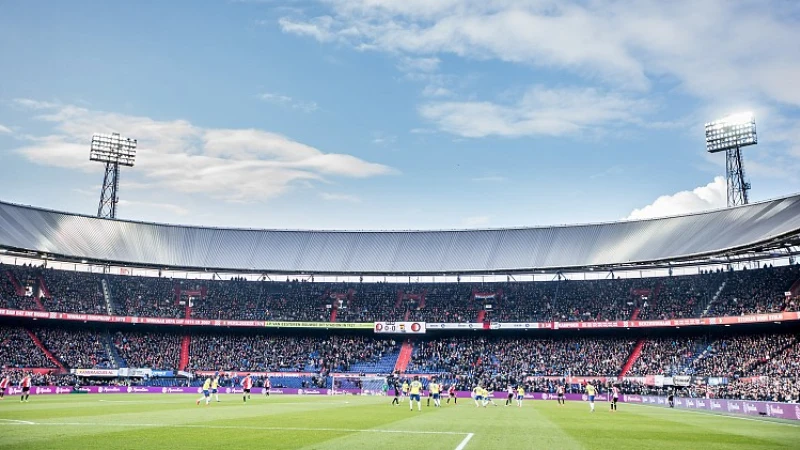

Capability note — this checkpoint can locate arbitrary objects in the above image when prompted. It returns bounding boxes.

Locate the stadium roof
[1,196,800,275]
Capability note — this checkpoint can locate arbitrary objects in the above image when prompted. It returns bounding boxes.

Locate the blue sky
[0,0,798,230]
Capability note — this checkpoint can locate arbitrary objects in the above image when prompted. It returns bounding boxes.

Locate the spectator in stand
[113,331,181,370]
[0,327,55,368]
[34,328,114,369]
[187,334,398,373]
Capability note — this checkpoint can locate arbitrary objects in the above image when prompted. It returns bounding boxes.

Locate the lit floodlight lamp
[90,133,137,166]
[705,112,757,154]
[90,132,137,219]
[704,112,757,207]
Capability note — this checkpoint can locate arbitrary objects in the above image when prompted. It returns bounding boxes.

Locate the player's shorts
[203,389,210,397]
[0,387,6,392]
[517,395,524,400]
[22,387,30,393]
[508,393,514,399]
[432,393,440,400]
[410,394,421,402]
[244,388,251,394]
[449,392,456,397]
[475,395,483,401]
[557,393,564,397]
[612,396,618,404]
[211,389,218,394]
[588,395,595,402]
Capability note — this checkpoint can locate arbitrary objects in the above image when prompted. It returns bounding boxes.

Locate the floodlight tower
[705,112,757,207]
[90,133,137,219]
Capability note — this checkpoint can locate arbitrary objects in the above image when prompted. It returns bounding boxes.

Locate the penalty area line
[455,433,474,450]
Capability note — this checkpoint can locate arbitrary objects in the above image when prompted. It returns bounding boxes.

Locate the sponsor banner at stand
[490,323,547,330]
[264,321,372,329]
[72,368,119,377]
[374,322,426,334]
[1,308,798,330]
[426,323,485,330]
[151,370,175,377]
[628,395,800,421]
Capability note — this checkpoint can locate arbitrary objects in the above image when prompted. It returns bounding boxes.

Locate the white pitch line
[626,403,800,427]
[454,432,474,450]
[0,419,35,425]
[0,421,471,436]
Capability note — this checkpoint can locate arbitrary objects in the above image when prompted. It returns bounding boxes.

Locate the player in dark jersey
[505,385,514,406]
[668,390,675,408]
[390,377,400,405]
[447,384,457,404]
[610,385,620,412]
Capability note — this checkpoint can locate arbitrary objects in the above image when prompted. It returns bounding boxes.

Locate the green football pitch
[1,394,799,449]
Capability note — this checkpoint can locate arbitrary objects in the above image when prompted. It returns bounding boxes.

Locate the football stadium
[3,1,800,449]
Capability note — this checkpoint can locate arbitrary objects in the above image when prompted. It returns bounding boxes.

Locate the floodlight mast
[89,133,137,219]
[705,113,757,207]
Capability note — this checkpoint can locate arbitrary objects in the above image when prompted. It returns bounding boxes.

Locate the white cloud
[258,92,319,113]
[279,1,800,105]
[420,86,650,138]
[626,177,727,220]
[12,100,393,202]
[0,124,12,134]
[462,215,491,227]
[321,192,361,203]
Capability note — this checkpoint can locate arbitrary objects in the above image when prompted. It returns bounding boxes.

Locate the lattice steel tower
[90,133,137,219]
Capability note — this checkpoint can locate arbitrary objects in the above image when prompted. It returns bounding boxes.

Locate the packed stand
[109,275,183,318]
[187,334,399,373]
[0,326,55,368]
[191,281,330,322]
[691,333,796,378]
[34,328,115,369]
[407,337,635,391]
[707,265,800,317]
[39,270,106,314]
[113,331,182,370]
[637,272,724,320]
[0,264,43,310]
[628,337,707,376]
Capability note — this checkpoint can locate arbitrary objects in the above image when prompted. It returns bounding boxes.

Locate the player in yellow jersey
[429,380,441,408]
[516,386,525,407]
[401,381,409,399]
[586,383,597,412]
[482,387,498,407]
[211,372,220,403]
[472,385,483,407]
[409,376,423,411]
[196,377,212,406]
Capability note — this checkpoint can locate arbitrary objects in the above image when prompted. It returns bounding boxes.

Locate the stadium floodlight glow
[705,112,757,154]
[704,112,757,207]
[90,132,137,219]
[90,133,137,166]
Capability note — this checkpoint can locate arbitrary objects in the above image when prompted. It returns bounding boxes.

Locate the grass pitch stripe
[0,421,473,436]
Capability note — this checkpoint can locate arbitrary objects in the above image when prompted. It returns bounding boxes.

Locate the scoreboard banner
[374,321,426,334]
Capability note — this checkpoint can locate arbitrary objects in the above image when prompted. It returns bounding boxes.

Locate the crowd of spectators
[628,337,706,376]
[187,334,398,374]
[0,326,55,368]
[113,331,181,370]
[34,328,114,369]
[109,276,182,318]
[407,337,635,391]
[706,265,800,317]
[2,263,800,324]
[0,264,42,310]
[39,270,106,314]
[692,334,796,377]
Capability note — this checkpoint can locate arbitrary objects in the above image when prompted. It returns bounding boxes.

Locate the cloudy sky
[0,0,798,230]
